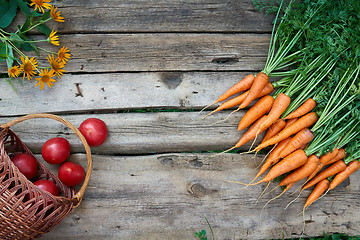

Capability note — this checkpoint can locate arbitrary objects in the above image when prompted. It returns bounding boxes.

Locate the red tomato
[41,138,71,164]
[79,118,108,146]
[12,153,38,179]
[33,179,59,196]
[58,162,85,187]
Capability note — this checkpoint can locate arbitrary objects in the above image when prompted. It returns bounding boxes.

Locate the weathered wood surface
[0,33,269,73]
[39,153,360,240]
[2,0,359,239]
[0,112,263,155]
[0,72,263,116]
[9,0,274,33]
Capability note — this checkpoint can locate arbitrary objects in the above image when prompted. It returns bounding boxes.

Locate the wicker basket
[0,113,92,239]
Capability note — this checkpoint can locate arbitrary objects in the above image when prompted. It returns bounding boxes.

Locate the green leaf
[9,33,24,44]
[36,23,51,36]
[40,10,51,21]
[15,0,29,16]
[0,0,9,16]
[0,43,8,58]
[0,0,18,28]
[19,34,39,55]
[34,11,42,17]
[6,58,12,69]
[6,44,14,69]
[20,42,33,51]
[19,15,31,32]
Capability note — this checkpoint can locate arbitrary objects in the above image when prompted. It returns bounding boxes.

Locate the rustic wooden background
[1,0,360,239]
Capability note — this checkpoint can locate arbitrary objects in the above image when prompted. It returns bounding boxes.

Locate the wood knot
[161,72,182,89]
[158,155,178,167]
[212,56,239,64]
[189,159,203,167]
[187,182,217,197]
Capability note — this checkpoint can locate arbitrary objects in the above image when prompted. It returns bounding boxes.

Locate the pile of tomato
[11,118,108,197]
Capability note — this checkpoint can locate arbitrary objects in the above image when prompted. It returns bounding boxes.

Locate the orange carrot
[217,74,255,102]
[299,143,307,150]
[238,95,274,131]
[261,119,286,143]
[256,82,274,98]
[234,115,268,149]
[303,160,347,190]
[306,148,339,182]
[254,112,318,152]
[279,154,320,186]
[254,149,308,185]
[278,128,314,159]
[325,148,346,166]
[304,179,329,208]
[284,98,317,120]
[320,148,339,165]
[203,82,273,119]
[226,82,274,119]
[202,92,248,119]
[257,93,291,134]
[284,118,298,128]
[328,160,360,190]
[239,72,269,109]
[283,182,294,192]
[252,137,292,183]
[199,74,255,114]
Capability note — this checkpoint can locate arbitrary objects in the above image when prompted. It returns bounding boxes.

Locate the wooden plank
[38,153,360,239]
[0,33,269,73]
[0,112,262,155]
[0,72,266,116]
[8,0,274,33]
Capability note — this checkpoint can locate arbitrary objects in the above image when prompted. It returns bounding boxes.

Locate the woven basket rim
[0,113,92,208]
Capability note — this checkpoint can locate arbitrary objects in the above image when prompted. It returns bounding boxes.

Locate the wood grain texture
[0,112,263,155]
[38,153,360,239]
[8,0,274,33]
[0,33,269,73]
[0,72,269,116]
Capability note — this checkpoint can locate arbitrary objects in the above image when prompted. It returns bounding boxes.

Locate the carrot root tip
[198,101,218,115]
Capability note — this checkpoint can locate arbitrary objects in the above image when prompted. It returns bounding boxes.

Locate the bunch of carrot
[201,0,360,214]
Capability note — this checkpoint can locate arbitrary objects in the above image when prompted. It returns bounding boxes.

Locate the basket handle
[0,113,92,207]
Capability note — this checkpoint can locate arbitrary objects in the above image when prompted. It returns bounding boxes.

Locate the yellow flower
[19,56,38,80]
[30,0,52,13]
[8,66,21,78]
[58,46,71,64]
[48,30,60,46]
[35,69,56,90]
[47,54,65,78]
[50,6,64,22]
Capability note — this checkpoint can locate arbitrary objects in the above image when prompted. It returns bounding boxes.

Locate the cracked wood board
[40,153,360,239]
[8,0,274,33]
[0,112,263,155]
[0,72,266,116]
[0,33,269,73]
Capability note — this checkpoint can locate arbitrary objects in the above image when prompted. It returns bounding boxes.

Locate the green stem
[25,39,48,43]
[22,18,52,34]
[264,0,285,70]
[282,59,336,118]
[37,47,57,55]
[0,28,10,35]
[312,66,360,132]
[0,31,40,74]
